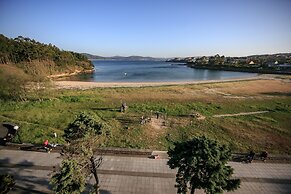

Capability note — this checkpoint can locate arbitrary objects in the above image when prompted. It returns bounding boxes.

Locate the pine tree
[64,112,108,140]
[50,159,85,194]
[167,136,240,194]
[50,112,110,194]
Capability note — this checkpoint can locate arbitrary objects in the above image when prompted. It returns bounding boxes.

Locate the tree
[52,137,104,194]
[64,112,108,140]
[0,34,93,76]
[167,136,240,194]
[50,159,85,194]
[51,112,110,194]
[0,174,15,194]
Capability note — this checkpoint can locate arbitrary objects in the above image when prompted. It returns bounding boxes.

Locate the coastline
[54,74,275,89]
[47,69,94,79]
[187,64,291,75]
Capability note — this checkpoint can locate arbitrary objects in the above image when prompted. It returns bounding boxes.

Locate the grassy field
[0,79,290,154]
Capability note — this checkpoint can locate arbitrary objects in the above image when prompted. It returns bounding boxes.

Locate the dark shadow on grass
[260,92,291,97]
[92,107,120,112]
[20,145,37,151]
[20,145,49,153]
[231,154,247,162]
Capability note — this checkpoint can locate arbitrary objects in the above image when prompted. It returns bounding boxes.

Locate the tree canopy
[0,34,93,76]
[50,159,85,194]
[167,136,240,194]
[0,34,94,100]
[51,112,110,194]
[64,112,109,141]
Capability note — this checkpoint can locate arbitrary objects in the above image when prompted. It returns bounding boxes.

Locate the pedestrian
[43,139,52,153]
[44,139,49,147]
[260,151,268,162]
[140,116,145,125]
[156,112,160,119]
[120,102,127,112]
[247,150,255,163]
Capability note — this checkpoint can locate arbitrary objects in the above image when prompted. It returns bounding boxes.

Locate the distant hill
[81,53,105,60]
[82,53,166,61]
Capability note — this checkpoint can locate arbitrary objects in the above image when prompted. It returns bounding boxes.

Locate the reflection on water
[63,60,257,82]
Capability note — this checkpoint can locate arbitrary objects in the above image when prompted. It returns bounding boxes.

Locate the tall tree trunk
[90,156,100,194]
[190,186,195,194]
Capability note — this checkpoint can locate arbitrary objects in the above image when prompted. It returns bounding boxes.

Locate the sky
[0,0,291,58]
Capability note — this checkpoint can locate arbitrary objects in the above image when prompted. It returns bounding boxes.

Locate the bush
[0,174,15,194]
[0,65,30,100]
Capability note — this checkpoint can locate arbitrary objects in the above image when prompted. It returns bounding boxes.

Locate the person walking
[247,150,255,163]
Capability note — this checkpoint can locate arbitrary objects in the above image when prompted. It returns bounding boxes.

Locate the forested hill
[0,34,93,77]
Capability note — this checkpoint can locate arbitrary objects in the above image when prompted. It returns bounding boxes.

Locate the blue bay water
[67,60,257,82]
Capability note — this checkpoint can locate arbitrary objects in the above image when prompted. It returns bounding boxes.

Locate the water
[66,60,257,82]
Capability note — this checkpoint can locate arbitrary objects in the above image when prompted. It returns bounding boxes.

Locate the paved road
[0,149,291,194]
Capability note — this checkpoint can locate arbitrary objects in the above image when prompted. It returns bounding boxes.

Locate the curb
[2,143,291,163]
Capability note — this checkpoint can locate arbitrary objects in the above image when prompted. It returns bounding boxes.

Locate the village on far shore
[168,53,291,74]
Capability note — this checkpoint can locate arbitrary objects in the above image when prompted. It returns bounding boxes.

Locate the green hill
[0,34,93,77]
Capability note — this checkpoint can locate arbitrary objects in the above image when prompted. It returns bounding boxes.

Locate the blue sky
[1,0,291,57]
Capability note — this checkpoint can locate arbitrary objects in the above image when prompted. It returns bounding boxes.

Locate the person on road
[260,151,268,162]
[43,139,52,153]
[247,150,255,163]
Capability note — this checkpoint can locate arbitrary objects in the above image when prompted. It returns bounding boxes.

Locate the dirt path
[150,118,166,130]
[213,111,269,118]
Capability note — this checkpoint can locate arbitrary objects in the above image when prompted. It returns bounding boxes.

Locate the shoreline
[187,65,291,75]
[54,74,276,89]
[47,69,94,79]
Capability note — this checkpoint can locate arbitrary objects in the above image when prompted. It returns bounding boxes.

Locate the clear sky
[0,0,291,57]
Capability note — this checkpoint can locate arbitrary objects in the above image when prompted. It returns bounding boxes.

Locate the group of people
[247,150,268,163]
[140,116,151,125]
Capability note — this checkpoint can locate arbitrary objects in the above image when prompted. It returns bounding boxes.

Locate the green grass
[0,85,290,154]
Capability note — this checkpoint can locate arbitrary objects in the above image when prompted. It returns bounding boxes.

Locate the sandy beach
[54,75,276,89]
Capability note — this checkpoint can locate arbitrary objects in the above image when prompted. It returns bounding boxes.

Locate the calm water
[67,60,257,82]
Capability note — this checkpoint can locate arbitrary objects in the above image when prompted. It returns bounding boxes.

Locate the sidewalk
[1,149,291,194]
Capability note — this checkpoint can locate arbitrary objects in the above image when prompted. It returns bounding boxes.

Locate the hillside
[0,34,94,77]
